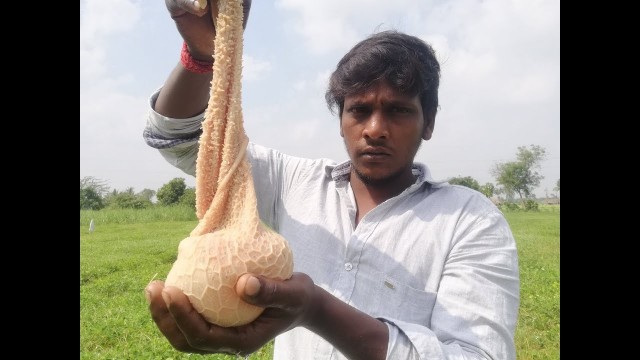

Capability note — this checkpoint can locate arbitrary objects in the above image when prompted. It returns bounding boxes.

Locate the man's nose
[362,111,389,139]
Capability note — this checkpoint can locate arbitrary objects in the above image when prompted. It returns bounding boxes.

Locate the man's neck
[349,168,416,224]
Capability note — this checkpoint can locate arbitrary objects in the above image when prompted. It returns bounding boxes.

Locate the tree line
[80,177,195,210]
[81,144,559,211]
[451,145,559,198]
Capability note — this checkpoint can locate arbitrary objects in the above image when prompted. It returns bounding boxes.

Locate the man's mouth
[360,147,390,160]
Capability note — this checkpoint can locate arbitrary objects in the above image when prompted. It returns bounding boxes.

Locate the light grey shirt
[144,89,520,360]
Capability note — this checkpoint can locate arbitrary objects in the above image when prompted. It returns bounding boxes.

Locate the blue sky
[80,0,560,198]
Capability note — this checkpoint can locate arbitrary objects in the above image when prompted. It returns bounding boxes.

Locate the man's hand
[164,0,252,61]
[235,273,321,334]
[145,272,319,356]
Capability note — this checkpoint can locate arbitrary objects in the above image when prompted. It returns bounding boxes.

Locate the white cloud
[80,0,141,41]
[242,55,272,81]
[80,0,168,192]
[275,0,423,54]
[314,70,332,91]
[80,0,141,81]
[80,46,107,81]
[79,0,559,197]
[271,0,559,195]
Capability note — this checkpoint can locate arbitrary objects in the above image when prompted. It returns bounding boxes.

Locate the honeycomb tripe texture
[165,0,294,328]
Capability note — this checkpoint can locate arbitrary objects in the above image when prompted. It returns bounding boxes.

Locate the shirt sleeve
[141,90,300,222]
[381,203,520,360]
[142,87,204,176]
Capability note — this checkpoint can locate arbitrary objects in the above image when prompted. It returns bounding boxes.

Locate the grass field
[80,205,559,359]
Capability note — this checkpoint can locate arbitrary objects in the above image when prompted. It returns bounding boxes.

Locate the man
[144,1,520,359]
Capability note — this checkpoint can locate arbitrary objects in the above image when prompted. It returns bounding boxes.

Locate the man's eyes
[346,105,414,115]
[347,106,369,114]
[390,106,411,113]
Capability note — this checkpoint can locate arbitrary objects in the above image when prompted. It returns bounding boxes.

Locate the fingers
[161,286,218,351]
[169,0,209,18]
[147,277,303,355]
[146,282,251,355]
[185,0,208,15]
[160,286,250,354]
[145,281,198,352]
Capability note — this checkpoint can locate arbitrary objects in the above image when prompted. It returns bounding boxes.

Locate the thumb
[235,273,285,307]
[236,273,262,297]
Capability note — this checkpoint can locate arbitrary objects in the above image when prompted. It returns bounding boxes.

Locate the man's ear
[339,116,344,137]
[422,113,435,140]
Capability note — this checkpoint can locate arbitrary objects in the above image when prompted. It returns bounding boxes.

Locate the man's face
[340,81,434,186]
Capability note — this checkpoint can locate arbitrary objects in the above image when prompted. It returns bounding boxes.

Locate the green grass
[506,206,560,359]
[80,205,560,359]
[80,206,197,225]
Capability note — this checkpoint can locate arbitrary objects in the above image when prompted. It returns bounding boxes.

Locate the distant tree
[479,182,495,198]
[157,178,187,206]
[138,188,157,203]
[80,176,110,210]
[179,187,196,209]
[81,176,110,196]
[104,189,118,203]
[449,176,481,191]
[491,145,546,203]
[80,187,104,210]
[554,178,560,193]
[103,187,152,209]
[493,186,504,199]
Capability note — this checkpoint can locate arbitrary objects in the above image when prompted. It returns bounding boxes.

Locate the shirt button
[344,262,353,271]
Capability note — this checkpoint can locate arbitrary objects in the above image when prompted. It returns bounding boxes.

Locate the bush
[81,188,105,210]
[500,202,520,211]
[521,199,539,211]
[157,178,187,206]
[109,195,152,209]
[179,188,196,209]
[499,200,540,212]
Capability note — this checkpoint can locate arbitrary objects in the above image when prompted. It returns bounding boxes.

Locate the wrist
[303,285,327,330]
[180,41,214,74]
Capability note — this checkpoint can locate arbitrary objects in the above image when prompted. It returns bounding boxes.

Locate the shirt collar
[330,161,446,187]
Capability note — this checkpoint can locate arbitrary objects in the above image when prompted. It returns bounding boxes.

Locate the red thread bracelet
[180,42,214,74]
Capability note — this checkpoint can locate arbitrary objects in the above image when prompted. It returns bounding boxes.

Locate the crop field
[80,205,560,359]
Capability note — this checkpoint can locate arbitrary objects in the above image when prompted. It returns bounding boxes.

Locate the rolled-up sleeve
[142,88,204,176]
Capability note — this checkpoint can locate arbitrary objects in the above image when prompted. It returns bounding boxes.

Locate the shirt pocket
[352,268,437,326]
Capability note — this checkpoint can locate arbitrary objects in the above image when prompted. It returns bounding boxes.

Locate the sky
[80,0,560,198]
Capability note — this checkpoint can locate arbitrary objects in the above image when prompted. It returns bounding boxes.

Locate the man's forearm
[155,62,213,119]
[306,286,389,360]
